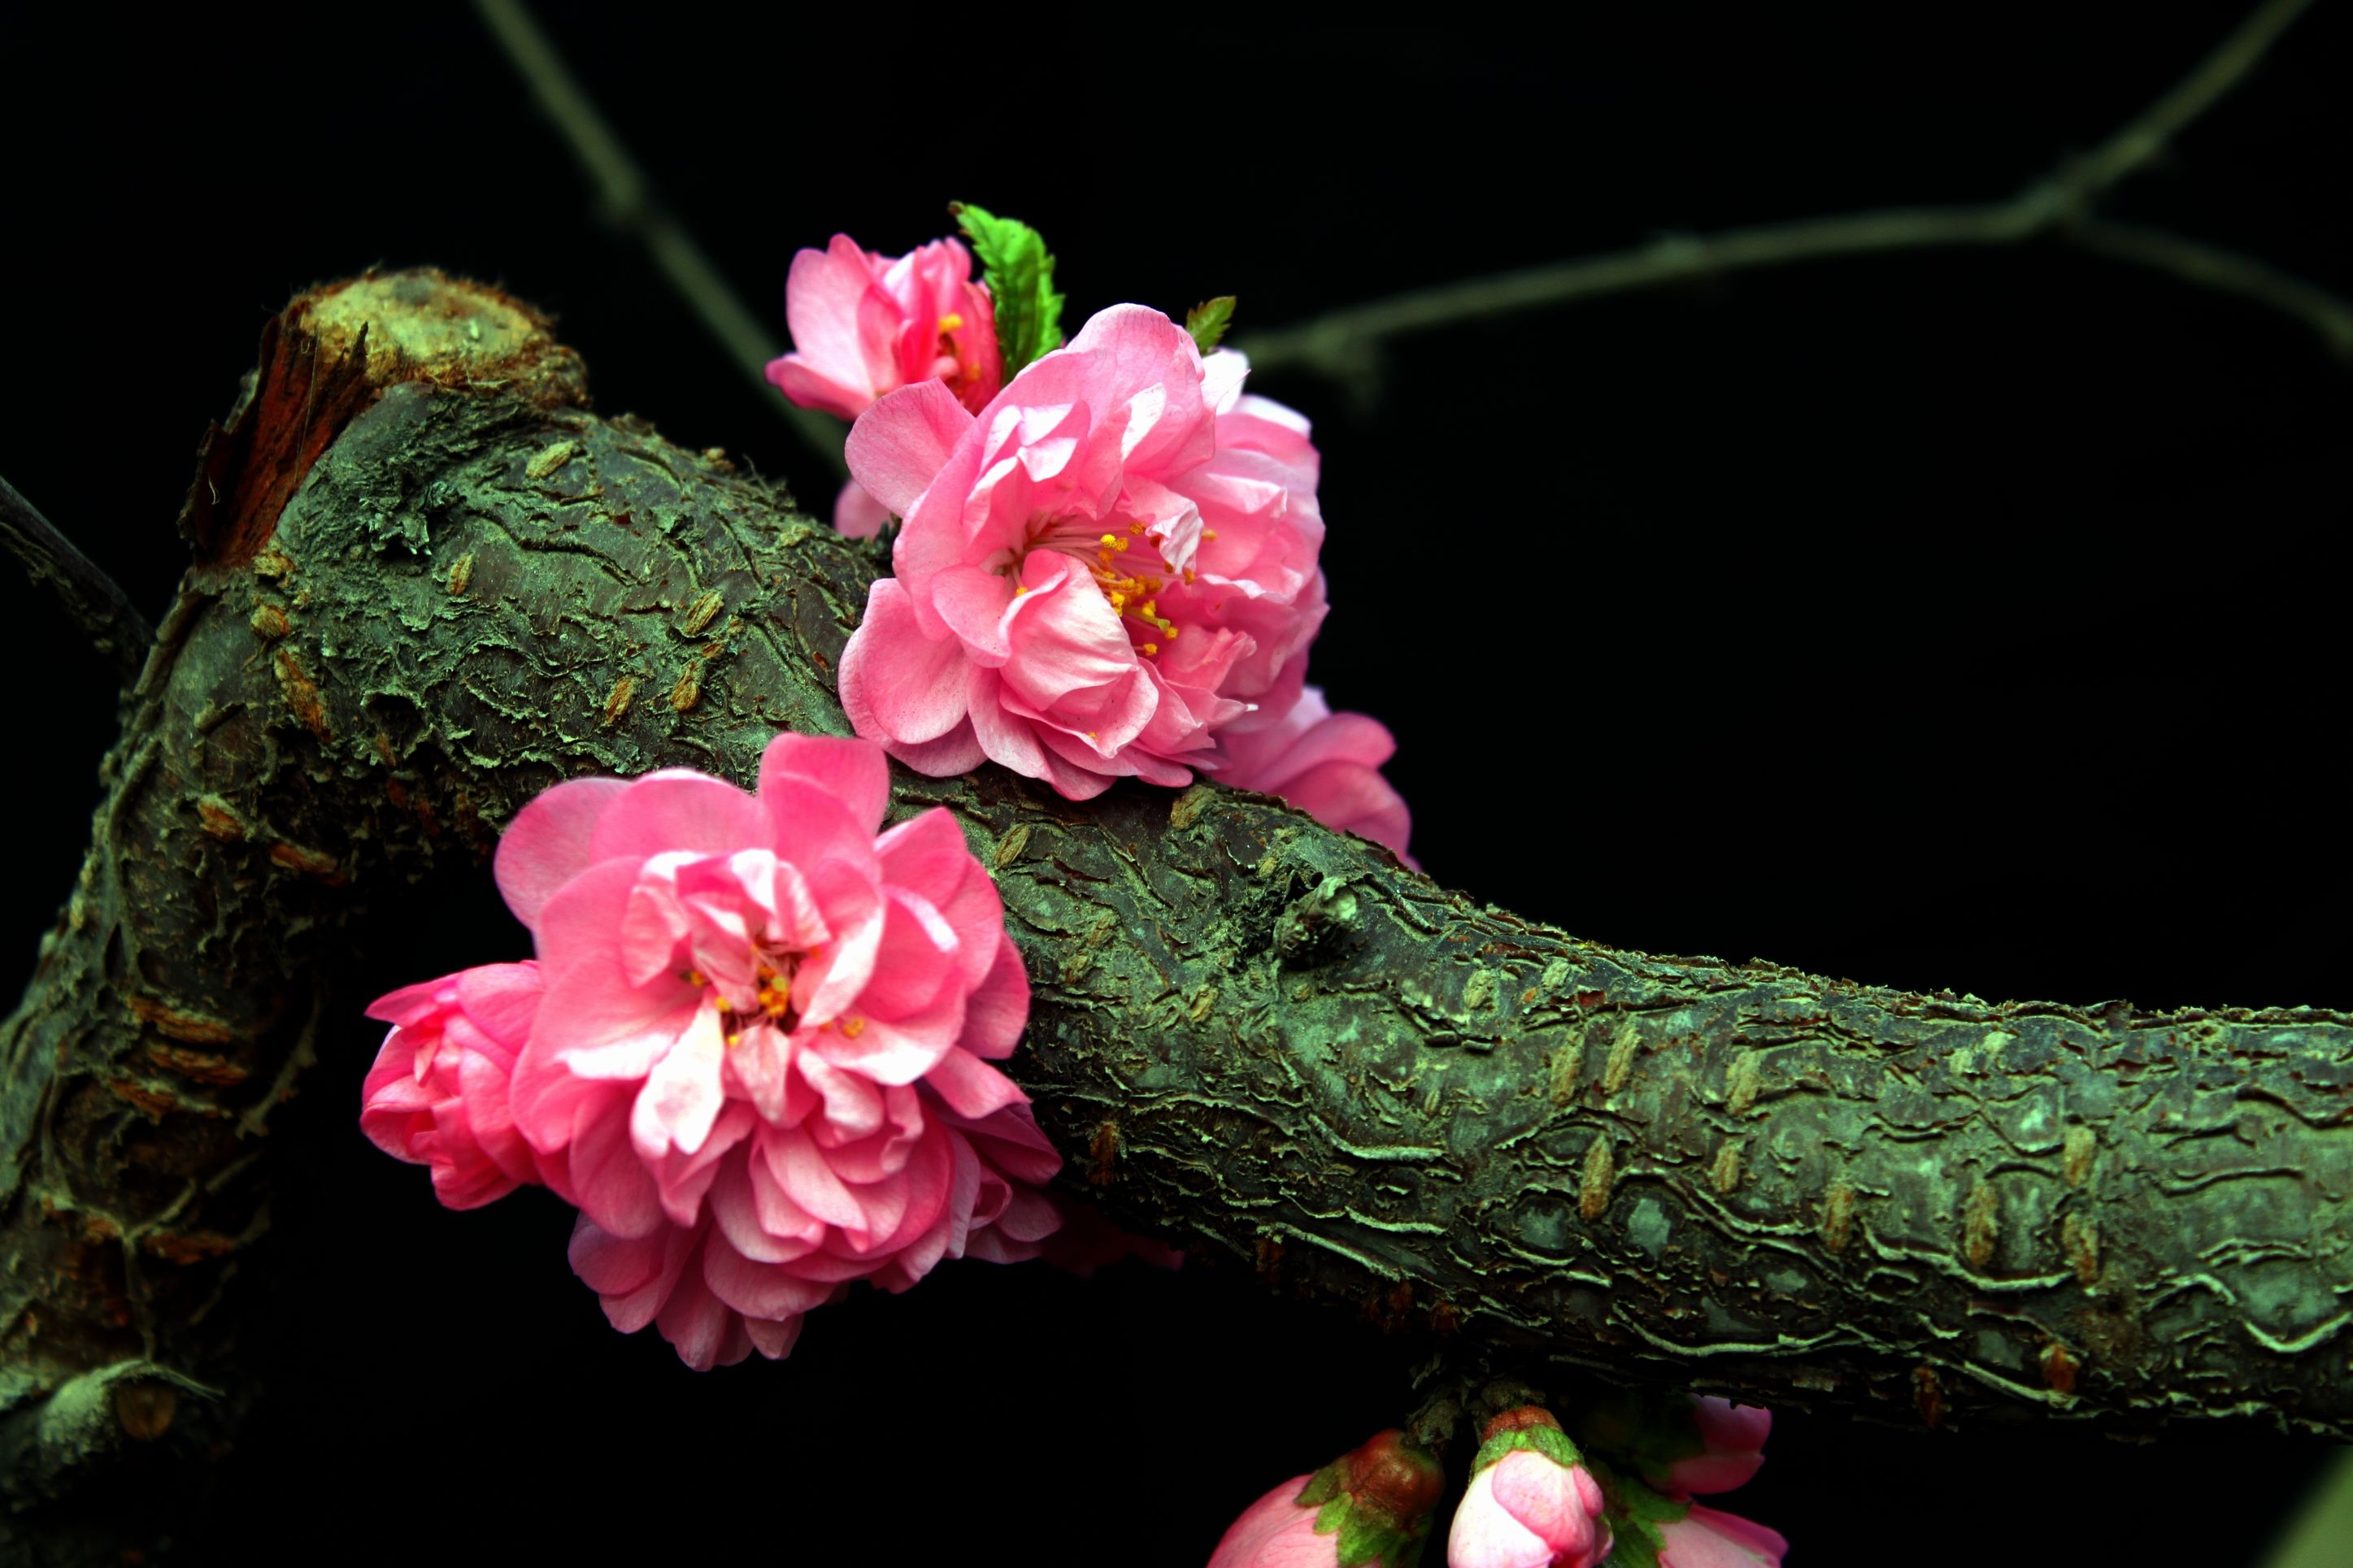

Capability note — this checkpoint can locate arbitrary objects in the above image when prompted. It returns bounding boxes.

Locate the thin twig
[471,0,849,479]
[1237,0,2341,376]
[2062,0,2315,201]
[0,473,153,688]
[2071,219,2353,357]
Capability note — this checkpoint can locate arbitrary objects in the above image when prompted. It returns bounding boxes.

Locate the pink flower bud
[767,233,1001,423]
[1446,1408,1610,1568]
[1660,1399,1771,1498]
[1209,1430,1445,1568]
[1573,1392,1772,1500]
[1656,1505,1787,1568]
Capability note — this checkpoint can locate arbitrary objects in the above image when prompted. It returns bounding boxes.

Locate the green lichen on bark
[2,271,2350,1560]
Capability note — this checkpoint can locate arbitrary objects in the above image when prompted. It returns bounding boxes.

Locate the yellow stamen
[1142,642,1158,656]
[1203,530,1218,541]
[937,312,963,332]
[1181,569,1195,584]
[840,1017,866,1038]
[1127,520,1145,535]
[1099,533,1120,549]
[682,969,707,986]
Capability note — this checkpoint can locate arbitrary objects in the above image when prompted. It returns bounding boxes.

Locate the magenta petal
[764,1126,868,1231]
[711,1152,820,1264]
[655,1244,746,1371]
[567,1098,667,1239]
[629,1003,729,1164]
[569,1214,696,1334]
[760,732,891,838]
[961,938,1030,1059]
[701,1229,839,1319]
[453,962,544,1049]
[743,1314,805,1360]
[872,808,974,910]
[846,378,977,518]
[494,777,629,931]
[881,719,987,778]
[831,477,892,538]
[586,771,768,866]
[924,1046,1026,1118]
[839,578,971,747]
[363,977,452,1030]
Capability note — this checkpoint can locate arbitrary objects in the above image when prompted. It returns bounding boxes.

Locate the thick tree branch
[3,274,2348,1558]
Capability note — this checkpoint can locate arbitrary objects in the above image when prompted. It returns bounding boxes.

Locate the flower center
[1014,516,1193,658]
[682,956,802,1045]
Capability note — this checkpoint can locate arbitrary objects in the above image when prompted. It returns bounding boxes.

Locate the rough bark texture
[3,273,2349,1558]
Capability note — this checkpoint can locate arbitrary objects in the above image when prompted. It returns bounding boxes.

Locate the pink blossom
[837,316,1327,800]
[472,731,1057,1368]
[766,233,1000,423]
[1210,1431,1443,1568]
[1447,1407,1610,1568]
[1213,674,1412,863]
[360,962,546,1210]
[1208,1478,1340,1568]
[1655,1506,1788,1568]
[1446,1451,1609,1568]
[1653,1398,1771,1498]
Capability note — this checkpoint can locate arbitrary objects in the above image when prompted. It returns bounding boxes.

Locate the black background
[2,3,2347,1563]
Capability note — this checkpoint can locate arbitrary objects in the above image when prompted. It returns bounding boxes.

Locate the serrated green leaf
[950,202,1065,378]
[1590,1457,1685,1568]
[1185,296,1236,354]
[1333,1509,1426,1568]
[1471,1422,1584,1475]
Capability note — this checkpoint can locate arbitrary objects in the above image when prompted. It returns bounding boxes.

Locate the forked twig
[1235,0,2346,376]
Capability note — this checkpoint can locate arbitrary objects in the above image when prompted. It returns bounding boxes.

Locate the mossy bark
[3,273,2348,1559]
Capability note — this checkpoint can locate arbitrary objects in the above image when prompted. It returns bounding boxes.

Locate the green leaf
[1471,1422,1584,1475]
[1296,1460,1345,1508]
[1588,1457,1686,1568]
[1185,296,1236,354]
[950,202,1065,378]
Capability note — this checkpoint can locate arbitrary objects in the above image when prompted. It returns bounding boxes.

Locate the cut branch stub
[3,272,2349,1562]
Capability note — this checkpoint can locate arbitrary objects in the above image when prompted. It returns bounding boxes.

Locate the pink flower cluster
[768,227,1412,860]
[359,732,1059,1368]
[1643,1399,1785,1568]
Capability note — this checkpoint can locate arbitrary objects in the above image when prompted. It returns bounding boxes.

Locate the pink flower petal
[846,377,976,519]
[924,1046,1026,1119]
[831,477,893,538]
[493,777,629,932]
[961,937,1030,1059]
[759,731,891,839]
[586,771,769,867]
[839,578,972,747]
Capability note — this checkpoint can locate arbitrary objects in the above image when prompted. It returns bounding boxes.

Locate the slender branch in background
[0,473,152,688]
[2060,0,2314,199]
[469,0,849,480]
[2262,1449,2353,1568]
[1236,0,2346,377]
[2071,219,2353,356]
